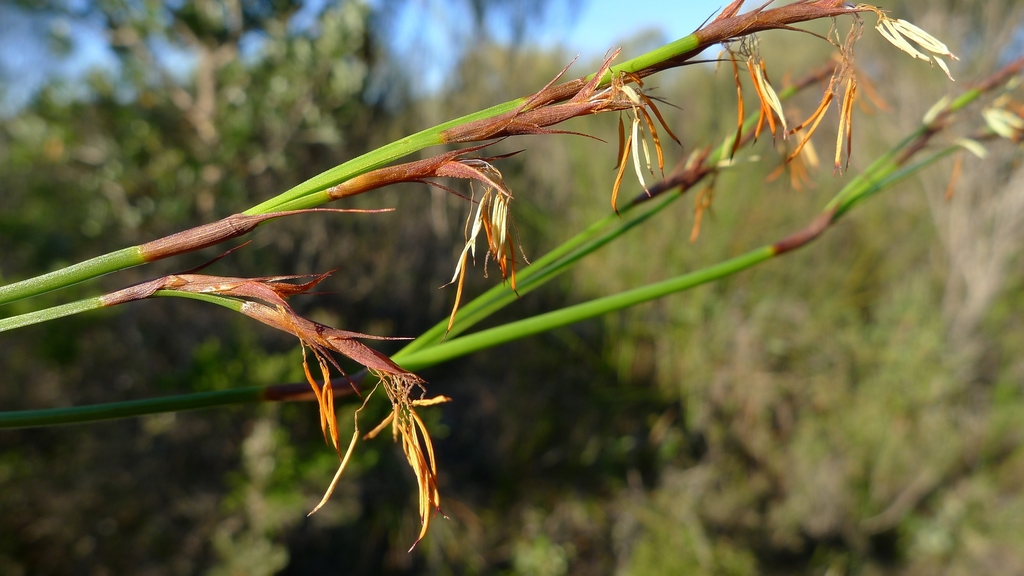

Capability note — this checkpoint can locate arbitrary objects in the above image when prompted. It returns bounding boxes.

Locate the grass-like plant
[2,0,1023,548]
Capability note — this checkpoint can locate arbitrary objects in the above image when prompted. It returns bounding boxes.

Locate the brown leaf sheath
[240,301,409,375]
[772,209,836,255]
[99,271,333,308]
[648,2,867,79]
[440,50,627,144]
[324,142,519,201]
[137,209,375,262]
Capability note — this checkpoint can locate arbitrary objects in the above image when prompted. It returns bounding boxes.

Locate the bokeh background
[2,0,1024,574]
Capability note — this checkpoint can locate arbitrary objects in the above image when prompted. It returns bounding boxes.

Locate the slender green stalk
[394,246,774,371]
[401,189,686,354]
[152,290,246,312]
[0,288,244,333]
[0,247,143,307]
[835,144,961,216]
[0,297,105,332]
[0,387,268,428]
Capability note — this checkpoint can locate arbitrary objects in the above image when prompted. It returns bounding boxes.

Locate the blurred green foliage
[3,0,1024,574]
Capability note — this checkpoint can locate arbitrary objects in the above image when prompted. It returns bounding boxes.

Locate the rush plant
[2,0,1023,549]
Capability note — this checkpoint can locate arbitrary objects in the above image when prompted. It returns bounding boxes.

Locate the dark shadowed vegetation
[2,1,1024,574]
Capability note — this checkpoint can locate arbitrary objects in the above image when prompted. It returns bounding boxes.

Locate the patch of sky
[289,0,333,33]
[528,0,708,57]
[0,3,117,116]
[1003,26,1024,65]
[373,0,709,93]
[0,0,711,113]
[148,36,199,85]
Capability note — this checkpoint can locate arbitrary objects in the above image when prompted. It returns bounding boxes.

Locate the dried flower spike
[861,6,959,80]
[605,70,680,212]
[440,157,524,334]
[724,37,788,146]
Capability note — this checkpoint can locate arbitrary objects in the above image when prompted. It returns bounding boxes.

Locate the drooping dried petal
[866,8,959,80]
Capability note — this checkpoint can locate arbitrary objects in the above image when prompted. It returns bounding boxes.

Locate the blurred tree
[0,0,410,573]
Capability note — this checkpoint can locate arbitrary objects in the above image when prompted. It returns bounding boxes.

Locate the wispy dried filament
[784,17,862,173]
[323,142,527,333]
[723,36,789,152]
[444,165,518,331]
[604,70,680,212]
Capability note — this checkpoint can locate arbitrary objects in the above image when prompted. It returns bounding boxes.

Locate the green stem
[393,247,774,370]
[0,247,143,307]
[835,144,960,216]
[244,34,702,216]
[0,289,244,333]
[152,289,246,312]
[399,189,685,354]
[0,297,105,332]
[0,387,268,428]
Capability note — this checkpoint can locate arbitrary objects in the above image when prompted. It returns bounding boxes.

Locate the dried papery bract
[440,159,522,333]
[594,70,680,212]
[606,70,681,212]
[435,49,679,213]
[983,105,1024,142]
[101,271,403,452]
[439,50,628,145]
[323,141,529,334]
[771,129,821,190]
[858,5,959,80]
[238,301,447,544]
[690,185,716,243]
[101,270,445,544]
[783,18,863,174]
[361,374,450,549]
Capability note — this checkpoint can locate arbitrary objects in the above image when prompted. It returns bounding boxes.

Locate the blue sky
[539,0,709,55]
[386,0,710,90]
[0,0,713,111]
